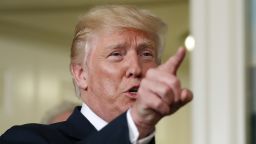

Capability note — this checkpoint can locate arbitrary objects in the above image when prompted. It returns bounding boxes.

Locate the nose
[125,53,142,78]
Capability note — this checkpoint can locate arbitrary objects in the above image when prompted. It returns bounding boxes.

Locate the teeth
[129,87,138,92]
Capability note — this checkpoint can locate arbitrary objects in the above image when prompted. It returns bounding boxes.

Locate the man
[0,5,193,144]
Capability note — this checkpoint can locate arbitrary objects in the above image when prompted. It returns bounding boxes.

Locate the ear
[70,64,88,90]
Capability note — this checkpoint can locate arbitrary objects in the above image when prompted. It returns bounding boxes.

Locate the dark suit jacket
[0,106,155,144]
[252,113,256,144]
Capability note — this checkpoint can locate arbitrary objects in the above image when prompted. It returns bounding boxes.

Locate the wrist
[137,123,155,138]
[130,107,156,138]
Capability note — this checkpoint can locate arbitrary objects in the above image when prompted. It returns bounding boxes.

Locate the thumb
[158,47,186,75]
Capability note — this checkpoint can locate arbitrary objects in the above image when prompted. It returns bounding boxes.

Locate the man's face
[83,28,158,122]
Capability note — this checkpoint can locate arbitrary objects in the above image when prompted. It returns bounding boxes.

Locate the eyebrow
[137,41,156,50]
[105,40,156,50]
[105,43,127,50]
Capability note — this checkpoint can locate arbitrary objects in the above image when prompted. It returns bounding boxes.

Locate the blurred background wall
[190,0,252,144]
[1,0,254,143]
[249,0,256,143]
[0,0,192,144]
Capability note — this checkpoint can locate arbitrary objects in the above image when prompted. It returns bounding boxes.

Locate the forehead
[92,28,157,48]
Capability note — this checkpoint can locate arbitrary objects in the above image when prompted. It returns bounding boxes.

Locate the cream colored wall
[0,3,191,144]
[0,35,80,133]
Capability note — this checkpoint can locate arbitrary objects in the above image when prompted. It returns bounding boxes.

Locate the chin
[120,100,135,111]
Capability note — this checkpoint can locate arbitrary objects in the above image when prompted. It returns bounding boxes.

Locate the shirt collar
[80,103,108,131]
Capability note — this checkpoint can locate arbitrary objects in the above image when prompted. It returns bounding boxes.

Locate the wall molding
[190,0,247,144]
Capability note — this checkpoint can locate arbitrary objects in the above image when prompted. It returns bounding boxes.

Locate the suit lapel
[57,106,97,141]
[54,106,155,144]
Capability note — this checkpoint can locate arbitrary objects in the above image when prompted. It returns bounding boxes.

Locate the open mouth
[128,86,139,94]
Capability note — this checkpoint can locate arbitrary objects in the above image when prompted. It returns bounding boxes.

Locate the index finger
[158,47,186,75]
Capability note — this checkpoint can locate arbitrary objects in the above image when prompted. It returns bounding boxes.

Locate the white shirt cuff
[126,109,155,144]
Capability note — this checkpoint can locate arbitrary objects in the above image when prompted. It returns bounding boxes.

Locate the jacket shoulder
[0,123,67,144]
[0,124,49,143]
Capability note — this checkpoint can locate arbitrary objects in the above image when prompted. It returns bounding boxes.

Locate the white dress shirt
[81,103,154,144]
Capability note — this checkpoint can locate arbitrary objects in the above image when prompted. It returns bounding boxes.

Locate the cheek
[91,63,124,95]
[100,77,118,95]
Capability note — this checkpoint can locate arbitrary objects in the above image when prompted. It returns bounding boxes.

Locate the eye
[107,51,124,61]
[142,51,153,57]
[141,50,154,58]
[110,51,122,56]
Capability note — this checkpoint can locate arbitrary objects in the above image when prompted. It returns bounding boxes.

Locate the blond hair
[71,5,167,65]
[70,5,167,97]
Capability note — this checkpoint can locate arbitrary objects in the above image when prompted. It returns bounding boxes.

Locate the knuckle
[173,95,181,103]
[171,77,179,85]
[154,101,170,116]
[173,100,181,108]
[159,104,171,116]
[146,68,156,77]
[168,76,180,88]
[162,106,171,115]
[160,85,171,96]
[153,100,163,111]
